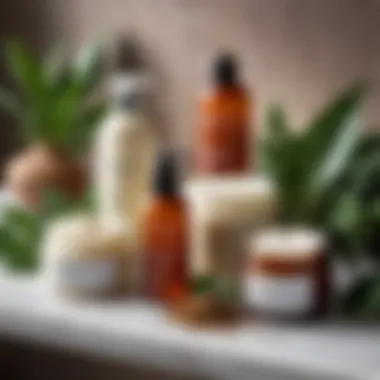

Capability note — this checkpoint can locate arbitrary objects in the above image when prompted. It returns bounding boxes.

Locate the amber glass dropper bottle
[141,152,188,304]
[195,53,252,175]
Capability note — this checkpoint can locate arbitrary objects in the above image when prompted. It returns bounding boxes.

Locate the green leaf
[260,104,290,173]
[0,226,12,258]
[191,276,216,295]
[305,111,360,220]
[40,188,75,221]
[329,192,360,234]
[259,134,308,222]
[45,87,79,148]
[0,206,42,271]
[342,275,376,316]
[191,276,239,301]
[79,187,96,212]
[342,275,380,318]
[315,113,358,188]
[4,240,39,272]
[44,45,67,85]
[5,207,41,240]
[354,152,380,202]
[70,103,106,155]
[80,103,106,127]
[73,44,104,97]
[4,40,46,101]
[303,82,368,174]
[0,87,22,117]
[356,132,380,162]
[266,104,288,139]
[40,187,94,220]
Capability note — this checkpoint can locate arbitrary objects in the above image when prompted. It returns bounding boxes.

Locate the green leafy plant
[329,148,380,318]
[259,82,380,318]
[0,40,106,155]
[259,82,368,227]
[0,188,94,272]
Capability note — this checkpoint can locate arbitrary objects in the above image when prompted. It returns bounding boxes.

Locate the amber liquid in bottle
[141,153,188,304]
[195,53,252,175]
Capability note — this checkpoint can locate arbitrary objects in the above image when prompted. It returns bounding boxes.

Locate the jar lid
[250,227,326,260]
[43,214,137,259]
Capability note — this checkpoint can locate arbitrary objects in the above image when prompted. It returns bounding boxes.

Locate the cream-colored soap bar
[186,176,277,276]
[42,214,138,298]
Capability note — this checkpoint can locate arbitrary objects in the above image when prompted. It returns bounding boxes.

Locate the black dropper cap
[114,37,144,71]
[213,53,239,86]
[153,152,179,197]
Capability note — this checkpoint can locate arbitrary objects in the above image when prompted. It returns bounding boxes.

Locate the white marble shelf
[0,274,379,380]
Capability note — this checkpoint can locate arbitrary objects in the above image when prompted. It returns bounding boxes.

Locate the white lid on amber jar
[250,227,326,260]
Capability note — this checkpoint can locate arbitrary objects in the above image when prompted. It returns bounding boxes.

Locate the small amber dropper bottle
[141,152,188,304]
[195,53,252,175]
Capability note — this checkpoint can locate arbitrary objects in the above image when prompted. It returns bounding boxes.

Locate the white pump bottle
[94,69,157,229]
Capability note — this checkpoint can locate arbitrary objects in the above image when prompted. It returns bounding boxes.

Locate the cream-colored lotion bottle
[94,41,157,228]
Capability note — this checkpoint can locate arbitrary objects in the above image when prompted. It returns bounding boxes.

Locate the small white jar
[245,228,329,320]
[42,214,138,298]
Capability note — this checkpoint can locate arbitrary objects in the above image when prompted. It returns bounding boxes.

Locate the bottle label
[244,274,314,314]
[57,257,118,293]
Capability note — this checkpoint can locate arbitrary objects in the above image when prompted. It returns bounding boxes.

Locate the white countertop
[0,274,379,380]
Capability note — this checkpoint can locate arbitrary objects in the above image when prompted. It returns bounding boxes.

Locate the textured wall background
[1,0,380,164]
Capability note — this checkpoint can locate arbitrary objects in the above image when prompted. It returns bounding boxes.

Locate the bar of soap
[186,176,277,275]
[186,176,277,224]
[184,176,277,315]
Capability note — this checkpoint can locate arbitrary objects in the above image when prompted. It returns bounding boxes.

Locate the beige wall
[1,0,380,154]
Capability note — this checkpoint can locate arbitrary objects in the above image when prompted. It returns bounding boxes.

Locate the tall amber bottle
[195,54,252,175]
[141,153,188,304]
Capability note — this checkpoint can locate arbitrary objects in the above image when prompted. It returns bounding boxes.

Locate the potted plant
[0,40,106,209]
[259,82,368,316]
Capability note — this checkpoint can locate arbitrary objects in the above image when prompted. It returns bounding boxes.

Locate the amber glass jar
[245,228,330,321]
[195,54,252,175]
[141,153,188,304]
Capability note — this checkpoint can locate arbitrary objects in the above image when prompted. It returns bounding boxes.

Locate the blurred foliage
[342,274,380,319]
[0,40,107,156]
[259,82,368,227]
[191,275,239,302]
[258,82,380,318]
[0,188,95,272]
[328,144,380,318]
